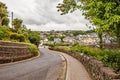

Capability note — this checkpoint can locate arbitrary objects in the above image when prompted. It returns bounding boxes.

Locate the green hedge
[71,45,120,73]
[53,45,120,74]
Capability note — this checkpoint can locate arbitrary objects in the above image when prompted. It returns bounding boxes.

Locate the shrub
[0,26,10,40]
[10,33,25,42]
[28,31,40,47]
[27,43,38,56]
[18,34,25,42]
[53,44,120,74]
[10,33,18,40]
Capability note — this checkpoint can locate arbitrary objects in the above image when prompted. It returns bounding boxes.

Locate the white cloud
[27,22,90,31]
[0,0,92,31]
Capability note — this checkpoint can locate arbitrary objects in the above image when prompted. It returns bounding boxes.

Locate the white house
[43,38,49,44]
[63,37,75,44]
[54,38,61,44]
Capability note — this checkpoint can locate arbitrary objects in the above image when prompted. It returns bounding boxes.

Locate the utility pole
[11,12,13,28]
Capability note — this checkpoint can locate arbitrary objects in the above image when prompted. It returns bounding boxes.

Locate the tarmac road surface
[0,48,62,80]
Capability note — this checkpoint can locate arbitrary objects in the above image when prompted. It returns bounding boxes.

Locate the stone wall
[0,41,34,64]
[50,48,120,80]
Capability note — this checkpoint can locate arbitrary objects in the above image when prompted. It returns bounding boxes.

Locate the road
[0,48,62,80]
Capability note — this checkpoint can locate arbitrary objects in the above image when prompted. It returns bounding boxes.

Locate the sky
[0,0,92,31]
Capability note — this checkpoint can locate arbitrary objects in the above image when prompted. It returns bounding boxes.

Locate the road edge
[58,54,67,80]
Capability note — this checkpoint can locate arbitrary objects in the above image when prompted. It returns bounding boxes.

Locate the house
[43,38,49,44]
[54,38,61,44]
[76,33,99,45]
[83,37,97,45]
[63,37,75,44]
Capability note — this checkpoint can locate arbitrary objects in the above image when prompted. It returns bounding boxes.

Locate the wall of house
[50,48,120,80]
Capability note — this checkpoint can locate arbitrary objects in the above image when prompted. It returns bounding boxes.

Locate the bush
[18,34,25,42]
[28,31,40,47]
[10,33,25,42]
[27,43,38,56]
[0,26,10,40]
[53,44,120,74]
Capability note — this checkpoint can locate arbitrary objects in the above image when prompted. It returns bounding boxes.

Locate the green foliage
[2,17,9,26]
[57,0,120,46]
[0,2,39,58]
[57,0,77,15]
[57,36,65,41]
[0,26,10,40]
[72,30,86,36]
[18,34,25,42]
[28,31,40,47]
[53,44,120,73]
[12,18,23,32]
[48,43,56,47]
[54,45,71,51]
[0,2,8,26]
[47,35,54,41]
[10,33,25,42]
[27,43,38,56]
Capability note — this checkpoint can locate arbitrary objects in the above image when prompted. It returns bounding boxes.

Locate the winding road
[0,48,62,80]
[0,48,92,80]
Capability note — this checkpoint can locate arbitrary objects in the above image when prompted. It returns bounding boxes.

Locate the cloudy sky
[0,0,92,31]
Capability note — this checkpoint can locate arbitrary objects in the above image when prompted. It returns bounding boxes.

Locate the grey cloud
[0,0,92,31]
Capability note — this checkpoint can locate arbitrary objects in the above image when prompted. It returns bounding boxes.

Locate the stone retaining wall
[50,48,120,80]
[0,40,28,47]
[0,41,34,64]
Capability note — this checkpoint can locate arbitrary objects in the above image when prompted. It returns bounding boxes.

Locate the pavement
[51,50,92,80]
[0,48,62,80]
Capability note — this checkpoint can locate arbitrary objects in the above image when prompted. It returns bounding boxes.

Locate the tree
[57,0,77,15]
[28,31,40,47]
[0,26,10,40]
[12,18,23,32]
[57,0,120,47]
[2,17,9,26]
[0,2,8,26]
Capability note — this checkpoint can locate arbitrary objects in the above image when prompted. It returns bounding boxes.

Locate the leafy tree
[21,24,28,31]
[12,18,23,32]
[57,0,77,15]
[47,35,54,41]
[58,36,65,41]
[2,17,9,26]
[0,26,10,40]
[57,0,120,47]
[28,31,40,46]
[0,2,8,26]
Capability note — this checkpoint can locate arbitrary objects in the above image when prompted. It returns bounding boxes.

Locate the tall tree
[0,2,8,26]
[57,0,120,47]
[2,17,9,26]
[12,18,23,32]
